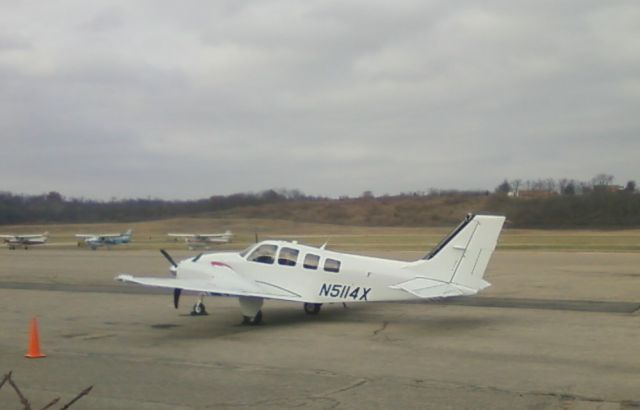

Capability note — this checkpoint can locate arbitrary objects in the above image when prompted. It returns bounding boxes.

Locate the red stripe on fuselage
[210,261,232,269]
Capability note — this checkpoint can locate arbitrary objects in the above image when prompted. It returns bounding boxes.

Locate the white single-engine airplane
[116,214,505,325]
[0,232,48,250]
[76,229,133,250]
[167,230,233,249]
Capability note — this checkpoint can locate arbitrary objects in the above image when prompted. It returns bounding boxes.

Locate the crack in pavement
[320,378,368,396]
[408,376,640,408]
[372,321,388,336]
[9,347,639,408]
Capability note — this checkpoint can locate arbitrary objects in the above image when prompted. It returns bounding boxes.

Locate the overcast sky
[1,1,638,199]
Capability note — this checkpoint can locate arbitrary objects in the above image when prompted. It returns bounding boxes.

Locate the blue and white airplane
[76,229,133,250]
[116,214,505,325]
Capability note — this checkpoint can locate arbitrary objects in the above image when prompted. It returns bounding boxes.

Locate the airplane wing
[167,233,196,238]
[115,266,301,302]
[4,233,46,239]
[196,233,231,238]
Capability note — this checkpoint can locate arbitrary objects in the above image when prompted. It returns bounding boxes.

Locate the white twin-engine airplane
[167,230,233,249]
[116,214,505,325]
[0,232,48,249]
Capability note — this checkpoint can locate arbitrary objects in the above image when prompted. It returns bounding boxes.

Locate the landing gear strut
[304,303,322,315]
[242,310,263,325]
[239,296,264,325]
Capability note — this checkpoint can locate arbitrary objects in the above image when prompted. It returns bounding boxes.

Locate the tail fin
[124,229,132,236]
[404,214,505,295]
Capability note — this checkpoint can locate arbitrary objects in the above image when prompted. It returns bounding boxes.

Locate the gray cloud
[0,1,638,199]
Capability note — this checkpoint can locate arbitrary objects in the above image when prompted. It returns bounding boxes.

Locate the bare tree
[509,179,522,195]
[530,179,546,191]
[542,178,558,192]
[591,173,614,187]
[559,179,576,195]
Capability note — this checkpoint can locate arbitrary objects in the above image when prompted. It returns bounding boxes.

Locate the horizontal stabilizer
[390,277,446,293]
[390,277,476,298]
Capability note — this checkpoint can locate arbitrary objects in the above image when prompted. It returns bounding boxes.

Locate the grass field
[2,217,640,252]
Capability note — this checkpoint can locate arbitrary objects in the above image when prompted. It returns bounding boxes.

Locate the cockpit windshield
[247,244,278,264]
[239,244,256,258]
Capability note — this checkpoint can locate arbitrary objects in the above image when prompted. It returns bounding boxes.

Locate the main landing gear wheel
[239,296,263,325]
[304,303,322,315]
[242,310,263,325]
[191,301,208,316]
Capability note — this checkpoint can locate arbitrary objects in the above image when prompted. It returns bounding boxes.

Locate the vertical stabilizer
[406,214,505,292]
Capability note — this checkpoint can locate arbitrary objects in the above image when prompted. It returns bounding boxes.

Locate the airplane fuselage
[3,235,48,249]
[176,242,418,304]
[84,234,131,248]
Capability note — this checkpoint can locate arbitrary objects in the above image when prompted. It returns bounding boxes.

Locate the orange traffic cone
[25,317,46,358]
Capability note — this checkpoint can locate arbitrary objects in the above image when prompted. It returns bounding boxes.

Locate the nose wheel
[191,302,207,316]
[190,295,208,316]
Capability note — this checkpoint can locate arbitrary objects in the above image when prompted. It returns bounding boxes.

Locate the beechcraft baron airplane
[76,229,133,250]
[0,232,48,250]
[116,214,505,325]
[168,230,233,249]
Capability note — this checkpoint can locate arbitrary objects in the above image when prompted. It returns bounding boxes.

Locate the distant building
[514,190,558,199]
[593,184,624,193]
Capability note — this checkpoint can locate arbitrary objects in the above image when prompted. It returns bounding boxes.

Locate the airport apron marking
[319,284,371,301]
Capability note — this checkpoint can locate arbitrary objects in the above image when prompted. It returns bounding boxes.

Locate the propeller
[160,249,177,267]
[161,249,181,309]
[173,288,182,309]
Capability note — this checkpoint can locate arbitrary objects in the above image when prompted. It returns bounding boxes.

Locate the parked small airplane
[0,232,48,249]
[76,229,133,250]
[116,214,505,325]
[167,230,233,249]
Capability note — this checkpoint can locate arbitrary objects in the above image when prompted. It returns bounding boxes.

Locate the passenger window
[303,254,320,270]
[324,258,341,273]
[278,247,299,266]
[247,244,278,264]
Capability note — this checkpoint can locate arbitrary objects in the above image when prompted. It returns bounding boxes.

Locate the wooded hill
[2,189,640,229]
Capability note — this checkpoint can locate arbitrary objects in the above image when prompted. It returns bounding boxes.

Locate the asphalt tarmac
[1,249,639,409]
